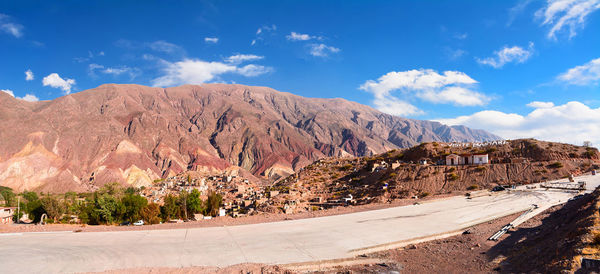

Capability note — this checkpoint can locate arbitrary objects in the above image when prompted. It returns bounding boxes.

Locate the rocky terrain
[490,187,600,272]
[271,139,599,210]
[0,83,497,193]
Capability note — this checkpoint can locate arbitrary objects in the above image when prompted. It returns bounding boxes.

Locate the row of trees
[3,183,222,225]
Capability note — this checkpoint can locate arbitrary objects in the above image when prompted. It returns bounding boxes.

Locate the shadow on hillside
[487,191,597,273]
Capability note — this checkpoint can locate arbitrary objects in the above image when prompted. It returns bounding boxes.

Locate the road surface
[2,174,599,273]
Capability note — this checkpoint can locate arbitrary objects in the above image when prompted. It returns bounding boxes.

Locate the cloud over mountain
[360,69,489,116]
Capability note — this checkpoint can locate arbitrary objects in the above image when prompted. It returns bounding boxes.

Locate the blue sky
[1,0,600,146]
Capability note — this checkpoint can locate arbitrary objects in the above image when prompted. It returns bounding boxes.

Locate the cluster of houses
[221,181,269,217]
[141,172,271,218]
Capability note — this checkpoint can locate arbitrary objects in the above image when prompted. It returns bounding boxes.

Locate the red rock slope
[0,84,498,192]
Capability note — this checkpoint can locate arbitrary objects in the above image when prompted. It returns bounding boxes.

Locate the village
[2,139,596,224]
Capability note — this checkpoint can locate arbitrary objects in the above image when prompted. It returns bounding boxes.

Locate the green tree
[161,194,180,221]
[26,199,45,223]
[78,201,94,224]
[0,186,15,206]
[124,187,139,195]
[22,191,38,203]
[40,196,65,221]
[121,193,148,222]
[92,193,124,224]
[98,182,124,198]
[12,200,25,223]
[186,189,205,218]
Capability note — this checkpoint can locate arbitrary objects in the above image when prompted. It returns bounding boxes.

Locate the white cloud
[204,37,219,43]
[445,48,467,60]
[436,101,600,147]
[507,0,534,26]
[287,32,313,41]
[115,39,183,55]
[256,24,276,35]
[373,96,424,116]
[453,33,468,40]
[252,24,277,45]
[1,89,15,97]
[0,14,23,38]
[152,59,236,87]
[237,64,273,77]
[74,50,105,63]
[476,42,535,68]
[309,43,340,57]
[1,89,39,102]
[147,40,182,54]
[536,0,600,39]
[419,86,490,106]
[20,94,39,102]
[360,69,488,115]
[527,101,555,108]
[151,58,272,87]
[225,54,264,64]
[25,69,34,81]
[557,57,600,85]
[88,63,141,79]
[42,73,76,94]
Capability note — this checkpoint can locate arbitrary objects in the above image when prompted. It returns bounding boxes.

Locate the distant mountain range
[0,84,499,192]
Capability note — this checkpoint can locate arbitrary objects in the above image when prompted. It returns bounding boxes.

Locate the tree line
[1,183,222,225]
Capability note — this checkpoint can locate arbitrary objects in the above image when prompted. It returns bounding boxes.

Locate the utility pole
[17,196,20,224]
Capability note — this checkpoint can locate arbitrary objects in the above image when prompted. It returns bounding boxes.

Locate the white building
[446,153,488,165]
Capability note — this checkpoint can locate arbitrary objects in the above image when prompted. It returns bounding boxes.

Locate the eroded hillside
[271,139,599,207]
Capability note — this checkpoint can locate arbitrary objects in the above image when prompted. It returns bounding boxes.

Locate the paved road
[2,174,599,273]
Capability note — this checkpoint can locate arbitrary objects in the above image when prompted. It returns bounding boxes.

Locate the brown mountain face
[0,84,499,192]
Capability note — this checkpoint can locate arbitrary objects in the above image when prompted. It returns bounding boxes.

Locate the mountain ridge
[0,83,500,192]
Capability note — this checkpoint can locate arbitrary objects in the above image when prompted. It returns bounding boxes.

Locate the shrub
[475,166,486,172]
[340,164,353,171]
[467,185,479,191]
[447,167,456,173]
[448,173,459,181]
[418,192,430,198]
[206,191,223,217]
[584,148,596,158]
[548,162,563,169]
[140,203,161,224]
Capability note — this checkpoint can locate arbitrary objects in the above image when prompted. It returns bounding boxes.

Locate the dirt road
[2,174,598,273]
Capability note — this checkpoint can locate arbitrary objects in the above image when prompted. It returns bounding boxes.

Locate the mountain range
[0,84,499,192]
